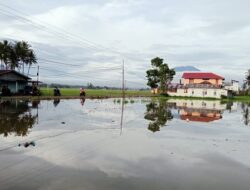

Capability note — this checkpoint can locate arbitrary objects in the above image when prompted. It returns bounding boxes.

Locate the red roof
[182,72,224,80]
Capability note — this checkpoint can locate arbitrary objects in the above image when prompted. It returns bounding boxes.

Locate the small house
[0,70,30,94]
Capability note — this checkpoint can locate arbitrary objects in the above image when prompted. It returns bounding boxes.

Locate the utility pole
[120,60,125,135]
[37,65,39,84]
[122,59,125,98]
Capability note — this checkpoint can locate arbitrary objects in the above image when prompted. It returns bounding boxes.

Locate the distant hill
[174,66,200,72]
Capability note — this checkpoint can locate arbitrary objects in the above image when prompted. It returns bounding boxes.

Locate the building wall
[168,88,228,99]
[0,81,27,93]
[167,99,227,110]
[183,78,223,85]
[224,82,240,93]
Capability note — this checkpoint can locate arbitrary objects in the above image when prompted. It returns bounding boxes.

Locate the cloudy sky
[0,0,249,87]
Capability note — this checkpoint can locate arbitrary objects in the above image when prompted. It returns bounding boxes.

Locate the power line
[0,4,127,58]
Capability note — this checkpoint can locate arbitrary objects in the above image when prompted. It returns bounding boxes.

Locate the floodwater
[0,98,250,190]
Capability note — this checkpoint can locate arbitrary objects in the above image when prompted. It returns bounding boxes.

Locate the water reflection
[0,100,38,137]
[80,98,85,106]
[144,100,173,132]
[171,99,226,123]
[144,99,247,127]
[53,99,60,107]
[241,102,250,126]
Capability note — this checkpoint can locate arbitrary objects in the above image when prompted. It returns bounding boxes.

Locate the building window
[184,89,188,93]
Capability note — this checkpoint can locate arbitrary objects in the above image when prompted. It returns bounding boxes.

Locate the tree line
[0,40,37,74]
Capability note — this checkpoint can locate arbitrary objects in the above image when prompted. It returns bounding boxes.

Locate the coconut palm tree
[0,40,37,72]
[26,50,37,75]
[14,41,30,73]
[0,40,12,69]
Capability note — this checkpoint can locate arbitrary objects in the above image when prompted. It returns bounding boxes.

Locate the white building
[168,83,228,99]
[224,80,240,94]
[167,72,228,99]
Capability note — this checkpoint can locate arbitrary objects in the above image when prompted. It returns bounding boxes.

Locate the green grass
[40,88,153,97]
[226,95,250,102]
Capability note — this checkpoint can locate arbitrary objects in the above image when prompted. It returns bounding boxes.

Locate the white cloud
[0,0,250,87]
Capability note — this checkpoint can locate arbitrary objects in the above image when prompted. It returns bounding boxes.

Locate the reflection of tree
[0,101,37,137]
[241,103,250,126]
[144,100,173,132]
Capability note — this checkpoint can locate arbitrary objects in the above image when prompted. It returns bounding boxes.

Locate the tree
[146,57,175,93]
[87,82,95,89]
[14,41,37,74]
[26,50,37,75]
[0,40,12,69]
[0,40,37,73]
[246,69,250,93]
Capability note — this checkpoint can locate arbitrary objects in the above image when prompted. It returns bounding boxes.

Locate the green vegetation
[146,57,175,92]
[242,69,250,95]
[228,96,250,102]
[0,40,37,73]
[40,88,153,98]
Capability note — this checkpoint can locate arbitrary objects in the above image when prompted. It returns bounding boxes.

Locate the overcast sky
[0,0,249,87]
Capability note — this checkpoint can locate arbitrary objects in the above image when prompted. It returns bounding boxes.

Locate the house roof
[182,72,224,80]
[0,70,31,80]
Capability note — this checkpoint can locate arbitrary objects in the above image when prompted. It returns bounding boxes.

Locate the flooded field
[0,98,250,190]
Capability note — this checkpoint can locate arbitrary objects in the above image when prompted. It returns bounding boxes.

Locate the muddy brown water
[0,98,250,190]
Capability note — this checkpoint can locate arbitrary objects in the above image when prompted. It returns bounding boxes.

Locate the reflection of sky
[0,99,250,190]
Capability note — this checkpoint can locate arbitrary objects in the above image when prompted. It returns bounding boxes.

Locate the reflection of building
[168,99,226,123]
[167,72,228,99]
[180,109,222,122]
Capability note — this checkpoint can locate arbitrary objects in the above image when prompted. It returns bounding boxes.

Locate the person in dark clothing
[54,87,61,96]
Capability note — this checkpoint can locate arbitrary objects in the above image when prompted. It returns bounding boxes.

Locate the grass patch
[225,96,250,102]
[40,88,153,98]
